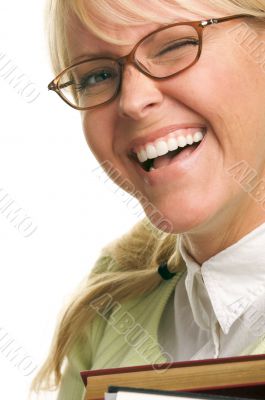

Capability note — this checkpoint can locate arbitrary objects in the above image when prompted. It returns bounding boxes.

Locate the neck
[180,200,265,265]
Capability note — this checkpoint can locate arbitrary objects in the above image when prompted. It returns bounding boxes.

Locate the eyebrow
[70,51,116,64]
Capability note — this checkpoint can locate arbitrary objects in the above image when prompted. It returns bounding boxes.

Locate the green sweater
[57,259,265,400]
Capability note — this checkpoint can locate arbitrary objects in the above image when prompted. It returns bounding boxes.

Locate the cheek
[81,110,115,163]
[161,61,228,121]
[163,51,261,140]
[183,56,265,172]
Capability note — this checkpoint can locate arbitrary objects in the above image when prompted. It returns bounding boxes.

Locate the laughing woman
[32,0,265,399]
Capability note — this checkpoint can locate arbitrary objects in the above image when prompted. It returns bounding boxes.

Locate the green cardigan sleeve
[57,357,87,400]
[56,254,114,400]
[56,312,108,400]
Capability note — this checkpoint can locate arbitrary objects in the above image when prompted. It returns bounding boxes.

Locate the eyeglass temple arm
[200,14,253,28]
[48,80,73,91]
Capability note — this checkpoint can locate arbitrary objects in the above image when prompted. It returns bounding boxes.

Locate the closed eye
[155,38,199,57]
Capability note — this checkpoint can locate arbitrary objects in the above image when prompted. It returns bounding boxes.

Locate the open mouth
[129,129,206,173]
[141,142,201,172]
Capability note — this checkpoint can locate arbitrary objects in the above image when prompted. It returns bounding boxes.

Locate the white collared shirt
[158,223,265,361]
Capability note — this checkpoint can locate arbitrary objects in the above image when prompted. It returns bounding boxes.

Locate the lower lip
[132,132,208,185]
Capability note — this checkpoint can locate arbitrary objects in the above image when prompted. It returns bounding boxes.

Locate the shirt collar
[179,222,265,334]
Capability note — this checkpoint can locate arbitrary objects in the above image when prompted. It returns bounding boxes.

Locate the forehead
[66,0,220,64]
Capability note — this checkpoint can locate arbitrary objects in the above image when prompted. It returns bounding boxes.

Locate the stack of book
[80,354,265,400]
[105,386,261,400]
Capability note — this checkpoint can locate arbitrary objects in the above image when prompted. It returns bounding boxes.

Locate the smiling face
[66,1,265,245]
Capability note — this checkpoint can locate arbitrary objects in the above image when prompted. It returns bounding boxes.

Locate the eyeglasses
[48,14,253,111]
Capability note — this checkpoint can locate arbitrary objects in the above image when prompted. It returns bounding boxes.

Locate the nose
[118,64,164,120]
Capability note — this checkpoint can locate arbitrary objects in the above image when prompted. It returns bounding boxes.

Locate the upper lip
[128,123,207,154]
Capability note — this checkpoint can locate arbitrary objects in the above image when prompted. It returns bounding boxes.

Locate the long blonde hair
[32,0,265,394]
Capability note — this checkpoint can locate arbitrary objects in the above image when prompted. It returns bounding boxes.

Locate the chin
[143,197,216,235]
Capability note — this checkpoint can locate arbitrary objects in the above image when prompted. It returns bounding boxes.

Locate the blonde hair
[32,0,265,395]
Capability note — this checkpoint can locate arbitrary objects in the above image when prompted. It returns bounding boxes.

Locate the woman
[31,0,265,399]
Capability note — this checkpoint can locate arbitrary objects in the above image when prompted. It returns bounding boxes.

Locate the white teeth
[156,140,168,156]
[193,131,204,142]
[177,136,187,147]
[146,144,157,159]
[135,129,205,164]
[138,149,148,163]
[167,137,178,151]
[186,134,193,145]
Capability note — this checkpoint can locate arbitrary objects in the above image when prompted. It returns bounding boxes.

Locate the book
[105,386,250,400]
[80,354,265,400]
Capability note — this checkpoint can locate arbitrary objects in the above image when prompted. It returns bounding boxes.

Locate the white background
[0,2,140,399]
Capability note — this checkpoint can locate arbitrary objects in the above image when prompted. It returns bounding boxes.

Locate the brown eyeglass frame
[48,13,253,111]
